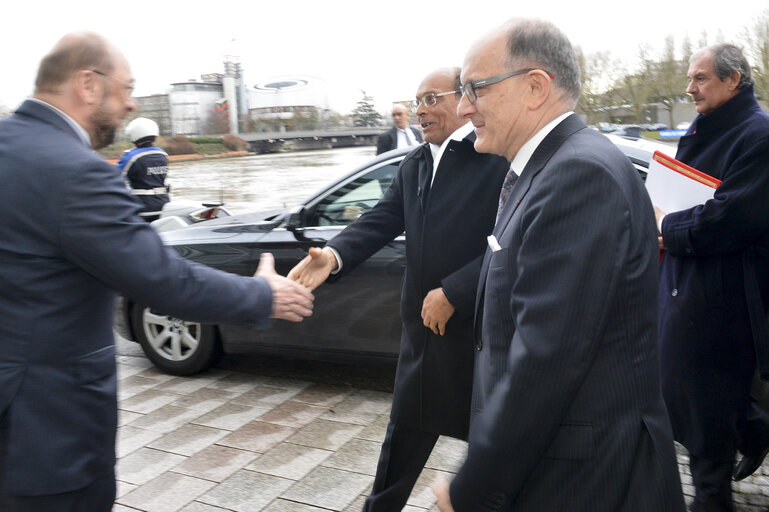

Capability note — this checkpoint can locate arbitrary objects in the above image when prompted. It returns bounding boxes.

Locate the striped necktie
[496,167,518,222]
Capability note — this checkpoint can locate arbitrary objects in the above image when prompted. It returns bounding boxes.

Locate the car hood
[159,209,287,245]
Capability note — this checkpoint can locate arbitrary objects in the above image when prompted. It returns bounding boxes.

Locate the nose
[457,92,475,119]
[416,101,426,118]
[126,95,137,113]
[685,79,696,96]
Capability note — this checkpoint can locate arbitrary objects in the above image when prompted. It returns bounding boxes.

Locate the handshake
[256,247,337,322]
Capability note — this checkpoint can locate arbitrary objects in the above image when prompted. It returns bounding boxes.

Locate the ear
[74,70,102,106]
[726,71,741,91]
[525,70,551,110]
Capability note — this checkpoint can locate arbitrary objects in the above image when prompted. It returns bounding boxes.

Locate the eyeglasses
[411,90,459,110]
[91,69,136,93]
[460,68,554,103]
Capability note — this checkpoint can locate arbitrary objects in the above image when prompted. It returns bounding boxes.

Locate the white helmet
[125,117,159,142]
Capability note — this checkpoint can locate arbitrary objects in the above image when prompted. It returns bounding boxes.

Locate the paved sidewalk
[113,336,769,512]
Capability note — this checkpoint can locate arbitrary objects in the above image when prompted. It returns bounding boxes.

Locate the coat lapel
[473,114,586,330]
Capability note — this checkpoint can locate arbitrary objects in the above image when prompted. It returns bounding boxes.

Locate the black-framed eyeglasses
[460,68,554,103]
[91,69,136,93]
[411,90,459,110]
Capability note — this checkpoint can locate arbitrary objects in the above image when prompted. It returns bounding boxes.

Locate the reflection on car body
[118,134,677,375]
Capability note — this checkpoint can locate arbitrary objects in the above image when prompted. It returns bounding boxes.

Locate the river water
[166,146,378,214]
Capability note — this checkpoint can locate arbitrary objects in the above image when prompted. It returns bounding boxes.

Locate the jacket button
[672,288,678,297]
[685,247,692,254]
[476,339,483,351]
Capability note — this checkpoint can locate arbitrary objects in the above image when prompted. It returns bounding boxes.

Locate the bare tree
[745,9,769,101]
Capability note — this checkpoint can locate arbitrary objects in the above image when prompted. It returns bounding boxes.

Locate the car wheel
[130,304,221,375]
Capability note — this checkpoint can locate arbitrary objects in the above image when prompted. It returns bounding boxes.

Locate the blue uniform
[117,145,169,221]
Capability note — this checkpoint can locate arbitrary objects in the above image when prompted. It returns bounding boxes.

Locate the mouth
[421,122,435,129]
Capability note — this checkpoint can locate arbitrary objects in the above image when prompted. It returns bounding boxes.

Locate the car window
[311,161,400,226]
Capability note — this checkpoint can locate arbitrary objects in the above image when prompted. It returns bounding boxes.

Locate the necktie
[403,129,414,146]
[496,167,517,222]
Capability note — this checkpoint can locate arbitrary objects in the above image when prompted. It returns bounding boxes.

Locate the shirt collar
[510,111,573,174]
[28,98,92,147]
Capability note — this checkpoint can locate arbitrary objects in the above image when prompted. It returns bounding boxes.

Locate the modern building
[247,76,331,132]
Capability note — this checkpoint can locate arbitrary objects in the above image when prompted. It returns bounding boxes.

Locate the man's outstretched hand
[287,247,338,291]
[255,253,314,322]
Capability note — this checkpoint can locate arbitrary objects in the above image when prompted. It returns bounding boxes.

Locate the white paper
[645,155,717,213]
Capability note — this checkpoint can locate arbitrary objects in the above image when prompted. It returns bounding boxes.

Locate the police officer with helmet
[117,117,169,221]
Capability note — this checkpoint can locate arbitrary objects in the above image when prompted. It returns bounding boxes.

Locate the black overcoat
[328,133,508,438]
[659,85,769,459]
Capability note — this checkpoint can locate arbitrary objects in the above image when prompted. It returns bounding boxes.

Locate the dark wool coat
[328,133,508,439]
[659,85,769,459]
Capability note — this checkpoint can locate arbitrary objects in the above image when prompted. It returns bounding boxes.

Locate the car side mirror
[285,206,307,232]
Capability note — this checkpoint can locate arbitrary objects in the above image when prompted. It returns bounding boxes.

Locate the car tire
[130,303,221,375]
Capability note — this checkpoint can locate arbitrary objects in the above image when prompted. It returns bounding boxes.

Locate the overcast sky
[2,1,767,114]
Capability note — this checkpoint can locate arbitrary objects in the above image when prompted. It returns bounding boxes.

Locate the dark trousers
[0,413,116,512]
[362,421,439,512]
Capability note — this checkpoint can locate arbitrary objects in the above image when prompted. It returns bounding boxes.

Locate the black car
[119,135,676,375]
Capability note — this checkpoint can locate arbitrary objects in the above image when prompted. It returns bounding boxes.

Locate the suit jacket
[328,133,508,438]
[449,115,684,511]
[659,85,769,459]
[376,125,423,155]
[0,100,273,496]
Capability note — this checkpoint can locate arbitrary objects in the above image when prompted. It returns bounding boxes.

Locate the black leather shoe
[733,446,769,481]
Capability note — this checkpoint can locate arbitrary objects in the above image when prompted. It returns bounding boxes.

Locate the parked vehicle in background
[117,135,678,375]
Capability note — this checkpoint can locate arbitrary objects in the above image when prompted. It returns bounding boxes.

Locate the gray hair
[694,43,753,89]
[503,19,581,104]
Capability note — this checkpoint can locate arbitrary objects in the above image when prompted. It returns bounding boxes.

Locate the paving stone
[119,374,164,396]
[231,385,302,406]
[116,480,138,499]
[148,423,230,456]
[343,495,368,512]
[287,418,364,451]
[262,499,330,511]
[257,400,328,428]
[179,503,233,512]
[217,420,296,453]
[113,504,144,512]
[424,437,467,473]
[321,391,391,425]
[118,409,143,427]
[291,383,353,407]
[264,376,312,390]
[171,387,240,412]
[118,471,216,512]
[161,374,229,394]
[281,466,373,511]
[120,389,184,414]
[246,442,332,480]
[117,355,154,368]
[323,438,382,475]
[174,445,259,482]
[204,372,263,394]
[128,404,205,433]
[117,447,187,485]
[193,402,273,431]
[407,468,454,509]
[134,367,179,383]
[354,413,390,443]
[198,469,294,511]
[117,425,165,458]
[118,364,150,381]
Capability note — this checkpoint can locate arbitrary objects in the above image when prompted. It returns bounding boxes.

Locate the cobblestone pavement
[113,335,769,512]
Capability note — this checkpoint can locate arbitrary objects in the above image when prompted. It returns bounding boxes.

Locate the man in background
[118,117,170,222]
[376,103,423,154]
[290,67,508,511]
[435,18,684,511]
[655,43,769,512]
[0,31,313,512]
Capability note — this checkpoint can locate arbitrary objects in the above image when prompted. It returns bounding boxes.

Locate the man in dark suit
[375,103,423,154]
[655,44,769,511]
[434,19,685,511]
[289,67,508,511]
[0,32,313,512]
